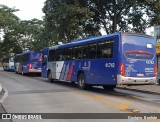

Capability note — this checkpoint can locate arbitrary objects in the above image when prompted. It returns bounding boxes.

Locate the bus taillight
[39,58,42,61]
[28,64,33,69]
[120,62,125,76]
[154,64,157,77]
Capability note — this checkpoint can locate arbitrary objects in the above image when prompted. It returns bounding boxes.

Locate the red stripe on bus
[67,64,74,81]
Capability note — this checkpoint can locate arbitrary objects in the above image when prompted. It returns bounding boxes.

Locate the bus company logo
[146,61,154,64]
[2,114,11,119]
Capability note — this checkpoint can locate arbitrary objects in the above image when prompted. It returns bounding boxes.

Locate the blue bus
[2,57,15,71]
[41,32,157,90]
[14,51,42,75]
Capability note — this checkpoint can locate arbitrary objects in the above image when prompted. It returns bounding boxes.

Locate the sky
[0,0,46,20]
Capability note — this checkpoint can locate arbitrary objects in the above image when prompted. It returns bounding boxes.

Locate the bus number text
[146,61,154,64]
[105,63,115,68]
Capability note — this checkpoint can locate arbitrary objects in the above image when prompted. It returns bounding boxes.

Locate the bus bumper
[117,75,157,85]
[29,69,41,73]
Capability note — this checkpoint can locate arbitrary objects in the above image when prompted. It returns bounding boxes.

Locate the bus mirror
[43,55,47,64]
[44,55,47,59]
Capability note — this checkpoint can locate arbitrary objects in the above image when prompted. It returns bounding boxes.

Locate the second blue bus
[14,51,42,75]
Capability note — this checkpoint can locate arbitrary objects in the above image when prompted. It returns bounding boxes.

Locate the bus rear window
[32,53,42,62]
[32,58,42,62]
[10,58,14,62]
[125,50,154,60]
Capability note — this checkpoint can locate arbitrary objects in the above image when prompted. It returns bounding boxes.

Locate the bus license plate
[137,74,144,76]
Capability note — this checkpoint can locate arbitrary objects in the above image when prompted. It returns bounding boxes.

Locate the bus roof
[48,32,154,50]
[122,32,154,38]
[20,51,41,55]
[49,32,121,50]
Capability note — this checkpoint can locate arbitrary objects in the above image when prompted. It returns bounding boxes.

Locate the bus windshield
[10,57,14,62]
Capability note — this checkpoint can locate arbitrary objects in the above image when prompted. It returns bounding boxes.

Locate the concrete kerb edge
[0,84,8,103]
[0,84,2,93]
[116,86,160,95]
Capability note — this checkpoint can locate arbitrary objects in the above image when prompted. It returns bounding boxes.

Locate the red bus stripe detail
[67,64,74,81]
[125,50,153,55]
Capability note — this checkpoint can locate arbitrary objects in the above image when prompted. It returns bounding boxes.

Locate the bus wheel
[103,85,116,90]
[78,73,89,90]
[48,71,53,83]
[159,79,160,86]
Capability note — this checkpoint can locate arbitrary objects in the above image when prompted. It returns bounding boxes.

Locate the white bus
[2,57,15,71]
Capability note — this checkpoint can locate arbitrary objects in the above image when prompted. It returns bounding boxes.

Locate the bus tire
[103,85,116,90]
[159,79,160,86]
[48,71,53,83]
[78,73,90,90]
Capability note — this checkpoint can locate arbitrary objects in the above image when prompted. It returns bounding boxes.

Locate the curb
[116,86,160,95]
[0,84,2,93]
[0,85,8,103]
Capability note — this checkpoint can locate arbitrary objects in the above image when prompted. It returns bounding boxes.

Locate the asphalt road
[0,68,160,121]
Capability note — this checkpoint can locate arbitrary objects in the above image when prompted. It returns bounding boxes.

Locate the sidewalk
[117,84,160,95]
[0,84,2,93]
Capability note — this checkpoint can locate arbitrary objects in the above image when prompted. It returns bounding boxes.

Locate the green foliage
[81,0,160,34]
[43,0,101,43]
[145,0,160,26]
[0,5,44,58]
[43,0,160,40]
[0,5,22,58]
[18,19,44,51]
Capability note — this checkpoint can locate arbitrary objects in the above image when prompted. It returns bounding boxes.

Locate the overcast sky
[0,0,46,20]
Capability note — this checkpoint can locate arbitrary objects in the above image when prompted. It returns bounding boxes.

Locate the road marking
[0,84,2,93]
[0,84,8,103]
[74,90,137,113]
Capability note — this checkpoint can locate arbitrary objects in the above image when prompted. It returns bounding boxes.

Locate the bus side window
[73,47,78,59]
[77,46,83,59]
[72,47,77,59]
[97,40,114,59]
[65,48,72,60]
[49,49,55,61]
[55,50,62,61]
[58,49,65,61]
[73,46,83,60]
[86,43,97,59]
[83,45,88,59]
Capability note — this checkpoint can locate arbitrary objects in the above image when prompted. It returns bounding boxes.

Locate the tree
[0,5,44,58]
[0,5,22,58]
[80,0,160,34]
[43,0,101,43]
[146,0,160,26]
[18,19,44,51]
